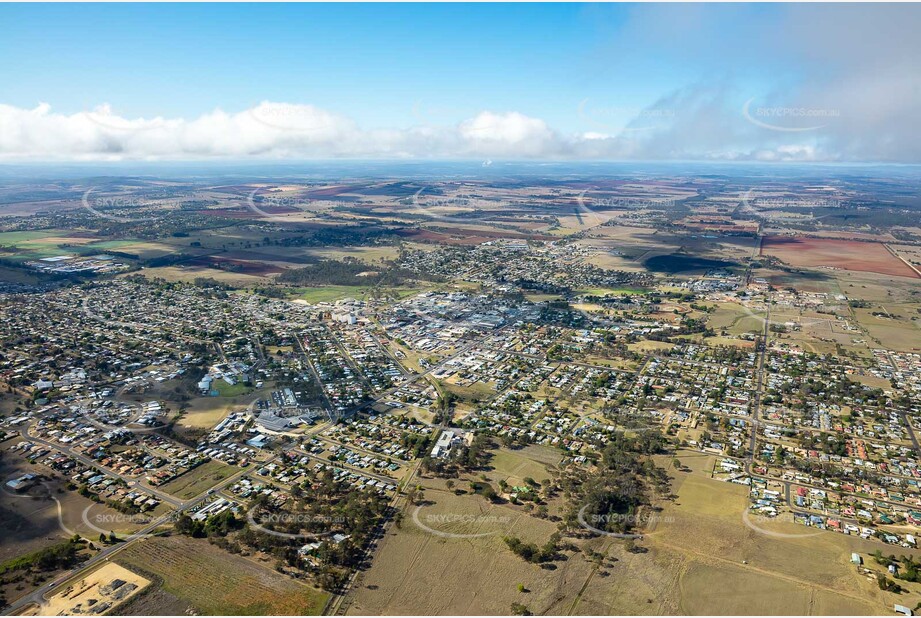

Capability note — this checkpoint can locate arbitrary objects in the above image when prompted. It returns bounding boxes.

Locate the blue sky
[1,4,651,129]
[1,3,919,162]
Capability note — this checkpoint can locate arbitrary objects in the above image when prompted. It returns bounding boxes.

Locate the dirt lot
[25,562,149,616]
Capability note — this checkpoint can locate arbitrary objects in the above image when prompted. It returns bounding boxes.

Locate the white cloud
[2,5,920,163]
[0,100,847,162]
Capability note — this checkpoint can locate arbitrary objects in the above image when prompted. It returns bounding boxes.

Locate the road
[4,426,271,615]
[19,422,183,508]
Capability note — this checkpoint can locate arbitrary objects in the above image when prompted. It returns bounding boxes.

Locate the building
[246,434,270,449]
[6,473,37,492]
[430,430,457,459]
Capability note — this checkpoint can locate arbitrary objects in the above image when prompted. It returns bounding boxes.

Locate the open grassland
[628,340,676,353]
[489,446,562,488]
[621,451,920,614]
[349,447,921,615]
[346,445,596,616]
[835,269,921,304]
[346,484,596,616]
[115,535,329,615]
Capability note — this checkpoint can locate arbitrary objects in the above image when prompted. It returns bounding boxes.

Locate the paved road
[18,423,182,508]
[3,443,270,616]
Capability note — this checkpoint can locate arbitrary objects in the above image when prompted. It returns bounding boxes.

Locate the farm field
[0,230,98,261]
[114,535,329,615]
[761,236,920,279]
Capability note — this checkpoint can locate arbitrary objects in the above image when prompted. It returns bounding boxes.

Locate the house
[6,473,37,492]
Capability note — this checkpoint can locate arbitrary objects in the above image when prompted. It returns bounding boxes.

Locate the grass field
[115,535,328,615]
[346,485,597,616]
[179,396,237,429]
[852,306,921,352]
[616,450,920,615]
[0,264,42,284]
[295,285,371,303]
[0,230,97,261]
[213,379,253,398]
[138,265,270,287]
[158,460,235,500]
[575,286,648,297]
[489,446,561,488]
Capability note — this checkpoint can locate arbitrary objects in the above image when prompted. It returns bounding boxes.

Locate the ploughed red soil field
[761,235,920,279]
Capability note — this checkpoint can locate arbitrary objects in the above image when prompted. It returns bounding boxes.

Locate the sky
[1,3,919,163]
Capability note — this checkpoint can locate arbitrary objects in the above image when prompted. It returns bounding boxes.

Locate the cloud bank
[0,99,858,162]
[1,4,919,162]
